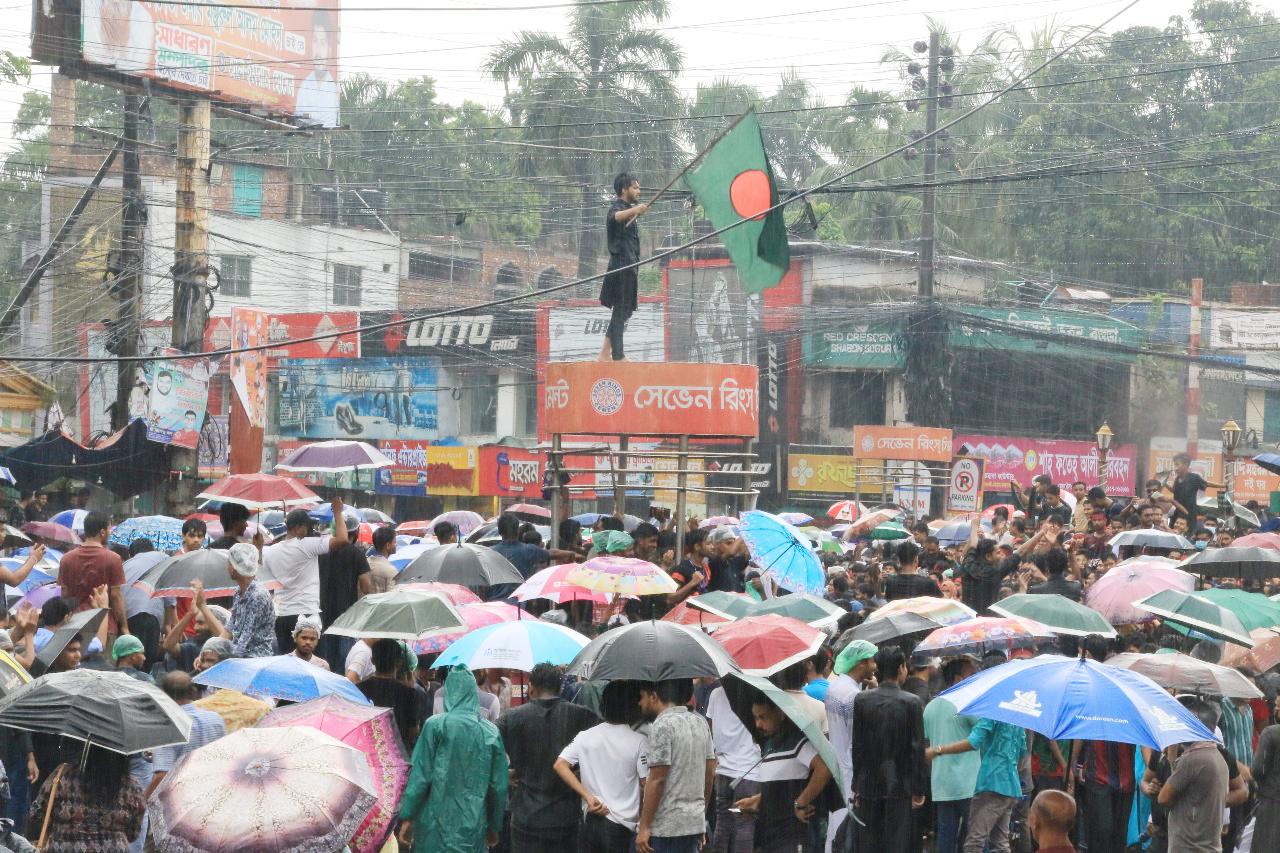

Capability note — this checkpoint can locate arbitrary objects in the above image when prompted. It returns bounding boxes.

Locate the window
[493,262,524,298]
[332,264,362,306]
[516,380,539,436]
[466,373,499,435]
[536,266,563,291]
[408,251,481,283]
[231,165,263,218]
[828,371,887,429]
[219,255,252,297]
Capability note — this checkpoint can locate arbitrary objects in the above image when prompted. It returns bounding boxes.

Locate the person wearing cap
[195,636,233,674]
[263,497,349,653]
[825,638,877,852]
[225,541,275,658]
[290,615,329,670]
[111,635,150,683]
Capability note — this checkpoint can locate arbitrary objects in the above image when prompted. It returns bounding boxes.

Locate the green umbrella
[722,671,844,794]
[1133,589,1254,647]
[324,589,465,642]
[688,591,756,621]
[870,521,910,540]
[751,593,844,628]
[990,593,1117,638]
[1193,588,1280,632]
[798,527,843,556]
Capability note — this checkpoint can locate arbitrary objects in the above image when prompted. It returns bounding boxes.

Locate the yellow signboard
[787,453,859,494]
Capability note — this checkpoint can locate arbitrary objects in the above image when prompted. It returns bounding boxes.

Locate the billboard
[852,426,954,463]
[1210,309,1280,350]
[144,350,213,449]
[72,0,340,126]
[361,310,532,364]
[277,357,439,440]
[229,308,268,429]
[478,446,543,499]
[206,312,360,366]
[956,433,1137,497]
[375,439,430,497]
[541,300,667,366]
[787,453,858,494]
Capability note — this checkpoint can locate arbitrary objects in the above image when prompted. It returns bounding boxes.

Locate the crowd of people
[0,451,1275,853]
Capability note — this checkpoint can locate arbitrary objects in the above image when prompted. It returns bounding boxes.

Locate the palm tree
[486,0,683,277]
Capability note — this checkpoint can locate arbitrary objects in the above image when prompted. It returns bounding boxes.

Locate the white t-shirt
[706,686,762,781]
[786,688,829,735]
[559,722,649,831]
[824,674,861,797]
[345,640,374,681]
[263,535,330,616]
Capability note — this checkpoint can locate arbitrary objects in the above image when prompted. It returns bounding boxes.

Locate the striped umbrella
[868,596,976,627]
[513,564,610,605]
[436,621,589,671]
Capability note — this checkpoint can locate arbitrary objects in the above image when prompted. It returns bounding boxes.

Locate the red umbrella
[827,500,865,522]
[506,503,552,519]
[396,520,432,537]
[196,473,319,511]
[1231,532,1280,550]
[662,600,733,631]
[20,522,79,549]
[396,582,483,607]
[711,614,825,676]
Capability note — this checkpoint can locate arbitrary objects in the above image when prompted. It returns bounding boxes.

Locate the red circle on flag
[730,169,771,221]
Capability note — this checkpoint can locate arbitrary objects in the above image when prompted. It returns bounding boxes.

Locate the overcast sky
[0,0,1268,147]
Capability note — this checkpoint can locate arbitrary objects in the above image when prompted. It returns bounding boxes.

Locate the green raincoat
[399,665,509,852]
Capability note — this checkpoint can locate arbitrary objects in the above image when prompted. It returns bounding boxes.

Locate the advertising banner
[1210,309,1280,350]
[542,301,667,365]
[805,322,907,369]
[426,446,479,497]
[206,312,359,366]
[542,361,759,438]
[477,446,543,499]
[852,425,954,463]
[950,307,1141,360]
[77,0,341,126]
[144,350,213,449]
[277,357,439,440]
[956,433,1137,497]
[787,453,858,494]
[360,310,531,363]
[230,308,269,429]
[375,439,431,497]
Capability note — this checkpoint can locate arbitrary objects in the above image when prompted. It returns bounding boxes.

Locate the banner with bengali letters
[852,425,954,463]
[956,433,1137,497]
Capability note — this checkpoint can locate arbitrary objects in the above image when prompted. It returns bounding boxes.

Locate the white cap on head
[228,543,259,578]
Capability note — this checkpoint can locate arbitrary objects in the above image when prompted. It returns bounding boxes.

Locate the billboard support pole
[113,92,146,431]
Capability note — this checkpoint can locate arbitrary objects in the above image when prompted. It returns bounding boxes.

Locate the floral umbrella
[915,616,1058,658]
[108,516,187,553]
[567,556,678,596]
[258,696,410,853]
[826,500,866,523]
[867,596,976,627]
[148,726,377,853]
[512,564,610,605]
[413,602,525,654]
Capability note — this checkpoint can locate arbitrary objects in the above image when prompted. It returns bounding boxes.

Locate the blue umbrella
[49,509,88,533]
[571,513,607,526]
[1253,452,1280,476]
[939,654,1217,751]
[739,510,825,597]
[777,511,814,526]
[436,621,589,671]
[0,561,54,593]
[934,520,976,546]
[14,546,62,562]
[193,654,371,705]
[108,516,188,553]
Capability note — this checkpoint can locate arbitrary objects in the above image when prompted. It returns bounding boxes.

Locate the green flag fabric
[684,110,790,293]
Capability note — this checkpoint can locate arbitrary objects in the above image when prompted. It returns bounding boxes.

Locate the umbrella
[1193,588,1280,631]
[390,542,440,571]
[1179,546,1280,581]
[513,564,610,605]
[0,668,191,754]
[990,593,1118,638]
[827,500,865,523]
[687,591,756,621]
[711,614,825,676]
[867,596,976,627]
[193,690,272,733]
[49,509,88,533]
[1,525,31,549]
[721,670,844,793]
[196,473,319,510]
[700,515,740,528]
[12,545,60,570]
[740,511,825,596]
[32,607,105,677]
[437,620,589,671]
[934,520,977,547]
[0,650,30,699]
[1085,558,1196,625]
[777,512,814,526]
[506,503,552,520]
[396,520,433,537]
[870,521,911,541]
[847,612,943,645]
[324,589,464,641]
[567,620,739,681]
[20,521,78,548]
[915,616,1057,658]
[258,696,409,853]
[0,466,12,484]
[1229,532,1280,550]
[1220,629,1280,674]
[1108,529,1193,551]
[108,515,187,552]
[429,510,486,537]
[359,508,393,525]
[413,602,524,654]
[147,726,377,853]
[662,600,735,630]
[1254,452,1280,476]
[1105,652,1263,700]
[133,549,241,599]
[843,509,900,537]
[396,582,482,607]
[1133,590,1255,646]
[194,654,372,705]
[569,512,644,532]
[1197,497,1261,528]
[940,654,1218,751]
[276,439,393,474]
[797,527,842,555]
[0,561,54,594]
[751,593,845,628]
[17,582,60,611]
[398,543,523,588]
[567,556,677,596]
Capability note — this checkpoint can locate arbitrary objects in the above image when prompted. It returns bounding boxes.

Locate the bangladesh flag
[684,110,790,293]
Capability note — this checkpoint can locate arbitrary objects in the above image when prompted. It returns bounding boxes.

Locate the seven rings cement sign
[542,362,760,437]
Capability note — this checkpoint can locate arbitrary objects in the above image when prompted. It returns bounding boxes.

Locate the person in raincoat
[398,664,508,852]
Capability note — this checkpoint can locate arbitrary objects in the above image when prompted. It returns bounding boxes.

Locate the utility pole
[918,31,940,300]
[112,93,146,430]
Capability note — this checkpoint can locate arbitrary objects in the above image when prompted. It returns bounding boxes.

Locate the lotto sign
[948,457,984,514]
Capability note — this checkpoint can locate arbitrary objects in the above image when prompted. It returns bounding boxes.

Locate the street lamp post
[1221,419,1242,531]
[1095,421,1114,494]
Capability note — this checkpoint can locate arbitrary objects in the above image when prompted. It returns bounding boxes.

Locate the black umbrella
[847,611,942,645]
[0,669,191,754]
[134,549,237,598]
[398,543,523,587]
[1179,546,1280,581]
[32,608,105,677]
[567,621,739,681]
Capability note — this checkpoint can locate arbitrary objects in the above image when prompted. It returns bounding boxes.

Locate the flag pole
[640,108,758,210]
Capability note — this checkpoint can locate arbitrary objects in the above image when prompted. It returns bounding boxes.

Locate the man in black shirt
[705,525,750,593]
[209,502,250,550]
[598,171,647,362]
[358,638,423,747]
[883,540,941,601]
[1027,547,1082,601]
[318,534,371,671]
[1166,452,1222,524]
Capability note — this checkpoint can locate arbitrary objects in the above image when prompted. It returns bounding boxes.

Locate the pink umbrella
[1231,532,1280,550]
[568,556,678,596]
[196,473,319,510]
[1086,557,1197,625]
[513,564,610,605]
[257,696,408,853]
[844,508,899,537]
[429,510,486,537]
[507,503,552,519]
[396,520,433,537]
[397,582,483,607]
[19,522,78,549]
[413,602,525,654]
[915,616,1057,657]
[700,515,740,529]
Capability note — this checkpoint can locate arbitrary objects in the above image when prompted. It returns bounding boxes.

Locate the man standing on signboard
[599,172,647,362]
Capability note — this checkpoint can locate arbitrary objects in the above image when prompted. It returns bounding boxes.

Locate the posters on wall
[207,312,360,366]
[278,357,440,441]
[143,350,213,449]
[230,308,269,429]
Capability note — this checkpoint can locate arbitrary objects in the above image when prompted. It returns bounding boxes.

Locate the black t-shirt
[358,675,423,745]
[1171,473,1208,519]
[606,198,640,264]
[208,535,238,550]
[706,554,748,593]
[319,544,370,627]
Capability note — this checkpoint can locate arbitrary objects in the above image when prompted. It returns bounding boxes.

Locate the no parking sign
[948,457,984,514]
